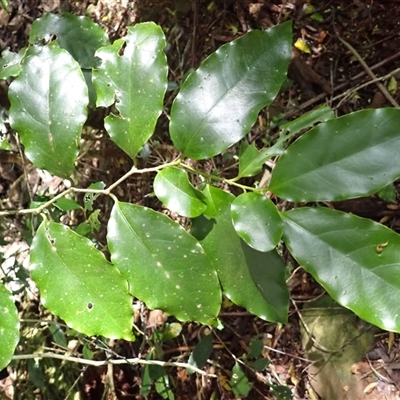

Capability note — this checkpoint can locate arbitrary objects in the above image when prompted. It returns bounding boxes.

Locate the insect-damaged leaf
[93,22,168,159]
[30,219,134,340]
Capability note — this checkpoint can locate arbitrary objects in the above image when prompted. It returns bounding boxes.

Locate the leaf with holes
[154,167,207,217]
[8,42,88,178]
[282,207,400,332]
[93,22,168,159]
[30,219,134,340]
[0,48,25,79]
[269,108,400,202]
[107,200,221,325]
[170,21,292,159]
[0,283,19,370]
[231,193,283,252]
[192,186,289,322]
[29,13,110,68]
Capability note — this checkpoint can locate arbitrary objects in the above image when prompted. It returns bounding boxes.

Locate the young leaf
[282,207,400,332]
[93,22,168,159]
[107,201,221,325]
[8,42,88,178]
[0,283,19,370]
[170,21,292,160]
[192,186,289,322]
[29,13,110,68]
[231,193,283,252]
[269,108,400,202]
[30,219,134,340]
[154,167,207,217]
[230,362,251,398]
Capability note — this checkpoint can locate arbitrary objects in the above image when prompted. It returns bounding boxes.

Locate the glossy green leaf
[192,186,289,322]
[0,283,19,370]
[107,201,221,324]
[282,207,400,332]
[154,167,207,217]
[8,42,88,178]
[170,22,292,160]
[93,23,168,159]
[29,13,110,68]
[0,48,25,79]
[270,108,400,202]
[231,193,283,252]
[231,362,251,398]
[30,219,134,340]
[188,334,213,374]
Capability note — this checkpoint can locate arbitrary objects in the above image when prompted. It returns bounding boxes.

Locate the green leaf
[30,219,134,340]
[252,358,270,371]
[54,198,82,211]
[0,48,25,79]
[231,193,283,252]
[0,283,19,370]
[377,183,397,203]
[192,186,289,322]
[248,337,263,359]
[170,22,292,160]
[155,369,175,400]
[230,362,251,398]
[107,201,221,324]
[8,42,88,178]
[93,22,168,159]
[282,207,400,332]
[48,322,67,348]
[29,13,110,68]
[269,108,400,202]
[238,142,270,178]
[278,105,334,144]
[271,385,292,400]
[84,181,105,211]
[188,334,213,374]
[154,167,207,217]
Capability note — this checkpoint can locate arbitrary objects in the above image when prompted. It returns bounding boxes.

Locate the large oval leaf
[93,23,168,159]
[269,108,400,202]
[170,22,292,160]
[30,220,134,340]
[282,207,400,332]
[8,42,88,178]
[0,283,19,370]
[107,201,221,325]
[231,193,283,252]
[154,167,206,217]
[29,13,110,68]
[192,186,289,322]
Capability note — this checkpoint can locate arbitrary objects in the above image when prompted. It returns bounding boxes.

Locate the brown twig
[338,36,400,108]
[283,50,400,119]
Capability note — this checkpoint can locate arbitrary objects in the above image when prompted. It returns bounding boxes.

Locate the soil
[1,0,400,399]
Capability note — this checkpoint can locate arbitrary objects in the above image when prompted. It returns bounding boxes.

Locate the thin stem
[0,158,182,217]
[12,352,216,377]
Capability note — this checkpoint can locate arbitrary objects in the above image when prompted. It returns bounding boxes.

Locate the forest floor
[1,0,400,399]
